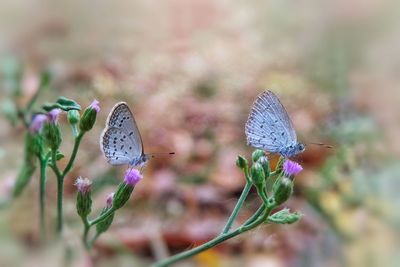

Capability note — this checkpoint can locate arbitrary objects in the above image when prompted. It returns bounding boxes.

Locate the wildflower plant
[75,169,142,249]
[2,64,100,238]
[152,150,303,267]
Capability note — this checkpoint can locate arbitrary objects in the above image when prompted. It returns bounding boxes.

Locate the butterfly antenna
[148,152,175,158]
[308,142,333,149]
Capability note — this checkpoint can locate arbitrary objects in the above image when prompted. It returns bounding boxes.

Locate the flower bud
[106,192,114,208]
[272,177,293,205]
[124,169,143,186]
[47,109,61,124]
[257,156,270,178]
[251,162,266,191]
[26,131,43,157]
[251,149,265,163]
[29,114,48,134]
[112,183,134,210]
[67,110,80,125]
[43,122,62,150]
[75,177,92,218]
[79,100,100,132]
[96,194,115,234]
[112,169,142,209]
[235,155,248,170]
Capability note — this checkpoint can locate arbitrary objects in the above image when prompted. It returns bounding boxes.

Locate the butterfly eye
[298,143,305,151]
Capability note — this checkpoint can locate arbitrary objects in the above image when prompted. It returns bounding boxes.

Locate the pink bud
[74,177,92,193]
[124,169,143,186]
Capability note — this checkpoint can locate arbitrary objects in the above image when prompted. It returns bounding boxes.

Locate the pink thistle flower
[124,169,143,186]
[89,100,100,113]
[47,108,62,123]
[74,177,92,194]
[283,160,303,179]
[30,114,48,133]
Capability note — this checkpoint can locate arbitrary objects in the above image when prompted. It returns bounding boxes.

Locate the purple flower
[30,114,48,133]
[124,169,143,186]
[47,108,62,123]
[106,192,114,208]
[283,160,303,179]
[74,177,92,193]
[89,100,100,113]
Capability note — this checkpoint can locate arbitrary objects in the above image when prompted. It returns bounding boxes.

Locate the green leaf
[48,151,64,165]
[13,161,36,198]
[42,97,81,112]
[267,208,302,224]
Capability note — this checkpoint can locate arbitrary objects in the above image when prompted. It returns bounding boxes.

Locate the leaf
[13,163,36,198]
[267,208,302,224]
[42,97,81,112]
[47,151,64,165]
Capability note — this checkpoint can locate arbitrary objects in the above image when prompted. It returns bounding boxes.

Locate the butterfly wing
[101,127,138,165]
[100,102,144,165]
[245,90,297,152]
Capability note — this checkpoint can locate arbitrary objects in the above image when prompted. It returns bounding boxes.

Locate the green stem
[62,132,84,176]
[221,181,252,234]
[50,132,84,235]
[50,149,64,235]
[89,207,116,226]
[39,157,48,240]
[88,232,101,249]
[243,204,265,226]
[153,202,276,267]
[82,217,90,250]
[56,173,64,234]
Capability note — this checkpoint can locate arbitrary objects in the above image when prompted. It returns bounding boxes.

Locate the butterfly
[245,90,305,158]
[100,102,150,168]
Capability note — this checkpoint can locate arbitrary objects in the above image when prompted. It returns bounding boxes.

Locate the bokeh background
[1,0,400,266]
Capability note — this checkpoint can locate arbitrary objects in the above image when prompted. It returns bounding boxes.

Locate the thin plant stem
[243,204,265,226]
[39,157,48,240]
[221,181,252,234]
[153,201,276,267]
[51,149,64,234]
[50,132,85,235]
[62,132,84,176]
[89,207,116,226]
[88,232,101,249]
[56,173,64,234]
[82,217,90,250]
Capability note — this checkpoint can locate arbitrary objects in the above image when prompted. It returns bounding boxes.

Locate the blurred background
[0,0,399,266]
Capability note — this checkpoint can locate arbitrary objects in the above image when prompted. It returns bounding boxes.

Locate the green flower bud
[252,149,265,163]
[235,155,248,170]
[67,110,80,125]
[96,208,115,234]
[257,156,270,178]
[267,208,302,224]
[251,162,266,190]
[75,177,92,218]
[272,177,293,205]
[79,100,99,132]
[26,132,42,158]
[112,183,134,209]
[43,123,62,150]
